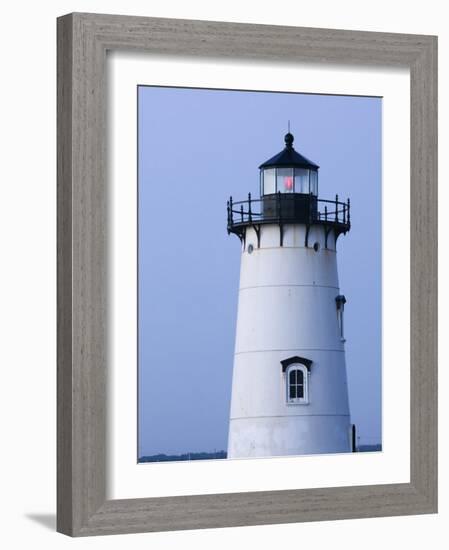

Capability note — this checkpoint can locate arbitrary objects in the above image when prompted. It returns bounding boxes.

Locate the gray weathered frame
[57,12,437,537]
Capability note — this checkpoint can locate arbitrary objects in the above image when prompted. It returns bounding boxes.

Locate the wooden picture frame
[57,12,437,536]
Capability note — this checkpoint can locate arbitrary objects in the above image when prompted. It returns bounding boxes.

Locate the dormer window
[280,356,312,405]
[287,365,308,403]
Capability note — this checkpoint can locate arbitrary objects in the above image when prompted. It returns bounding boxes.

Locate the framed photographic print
[57,13,437,536]
[136,86,382,466]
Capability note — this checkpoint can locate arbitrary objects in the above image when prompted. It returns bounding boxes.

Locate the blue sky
[138,86,382,457]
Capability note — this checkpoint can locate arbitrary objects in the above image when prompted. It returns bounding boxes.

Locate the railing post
[248,192,252,223]
[229,196,233,224]
[325,205,328,222]
[240,205,244,223]
[347,198,351,225]
[335,194,339,223]
[277,191,282,221]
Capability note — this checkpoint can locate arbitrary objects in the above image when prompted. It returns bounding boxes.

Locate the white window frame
[286,363,309,405]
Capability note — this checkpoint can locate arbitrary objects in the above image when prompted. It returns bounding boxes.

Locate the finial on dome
[284,132,294,149]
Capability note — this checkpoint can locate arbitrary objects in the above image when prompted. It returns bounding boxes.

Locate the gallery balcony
[227,192,351,247]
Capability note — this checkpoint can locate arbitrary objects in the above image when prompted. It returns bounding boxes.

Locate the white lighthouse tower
[227,132,353,458]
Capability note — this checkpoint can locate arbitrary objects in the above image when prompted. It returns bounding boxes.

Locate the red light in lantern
[284,176,293,191]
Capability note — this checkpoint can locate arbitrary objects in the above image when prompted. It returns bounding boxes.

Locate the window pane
[277,168,294,193]
[297,370,304,385]
[289,369,296,385]
[262,169,276,195]
[310,170,318,195]
[297,384,304,399]
[289,384,297,399]
[295,168,309,194]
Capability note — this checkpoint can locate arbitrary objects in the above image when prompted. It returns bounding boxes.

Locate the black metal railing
[227,192,350,234]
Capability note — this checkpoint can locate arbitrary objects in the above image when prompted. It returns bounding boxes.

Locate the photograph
[137,85,382,463]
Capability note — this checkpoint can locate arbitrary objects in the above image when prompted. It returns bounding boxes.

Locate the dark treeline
[139,451,227,463]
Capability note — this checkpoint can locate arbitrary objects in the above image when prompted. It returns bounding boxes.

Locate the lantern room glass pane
[277,168,294,193]
[262,168,276,195]
[294,168,310,194]
[310,170,318,195]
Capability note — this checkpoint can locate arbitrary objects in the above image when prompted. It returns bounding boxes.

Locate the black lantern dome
[259,133,319,170]
[259,133,319,196]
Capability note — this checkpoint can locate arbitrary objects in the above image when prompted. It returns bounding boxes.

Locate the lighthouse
[226,132,353,458]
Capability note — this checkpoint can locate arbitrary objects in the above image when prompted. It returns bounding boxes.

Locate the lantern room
[226,131,350,247]
[259,132,319,197]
